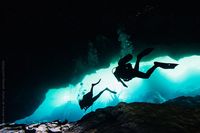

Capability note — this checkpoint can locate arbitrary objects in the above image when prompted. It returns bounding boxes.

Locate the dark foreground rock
[1,95,200,133]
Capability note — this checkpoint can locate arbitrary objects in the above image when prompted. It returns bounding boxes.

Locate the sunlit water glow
[16,55,200,124]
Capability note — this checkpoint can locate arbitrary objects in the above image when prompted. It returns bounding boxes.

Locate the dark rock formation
[1,95,200,133]
[164,95,200,108]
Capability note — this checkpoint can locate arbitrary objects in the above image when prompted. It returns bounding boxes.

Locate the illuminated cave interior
[16,55,200,124]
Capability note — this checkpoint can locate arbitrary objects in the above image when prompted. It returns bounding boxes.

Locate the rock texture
[1,95,200,133]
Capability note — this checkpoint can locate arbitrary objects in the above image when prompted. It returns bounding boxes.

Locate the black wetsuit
[114,48,178,87]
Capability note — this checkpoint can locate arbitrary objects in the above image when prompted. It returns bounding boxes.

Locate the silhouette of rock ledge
[1,95,200,133]
[73,96,200,133]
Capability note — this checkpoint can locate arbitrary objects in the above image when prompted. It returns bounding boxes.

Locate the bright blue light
[16,55,200,124]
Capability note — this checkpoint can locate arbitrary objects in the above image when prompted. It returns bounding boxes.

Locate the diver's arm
[114,72,128,88]
[119,78,128,88]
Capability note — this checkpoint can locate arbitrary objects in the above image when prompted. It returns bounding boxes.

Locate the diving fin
[154,62,178,69]
[137,48,154,59]
[118,54,133,66]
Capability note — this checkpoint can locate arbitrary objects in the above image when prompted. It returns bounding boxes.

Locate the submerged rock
[1,95,200,133]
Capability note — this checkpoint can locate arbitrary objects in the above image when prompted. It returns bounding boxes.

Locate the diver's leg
[136,65,157,79]
[91,89,107,103]
[134,48,154,71]
[92,88,117,103]
[105,88,117,94]
[134,54,142,71]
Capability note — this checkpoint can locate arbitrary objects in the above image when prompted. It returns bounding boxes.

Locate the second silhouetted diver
[79,79,117,111]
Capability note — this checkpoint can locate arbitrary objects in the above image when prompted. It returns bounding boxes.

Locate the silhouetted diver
[79,79,117,111]
[113,48,178,87]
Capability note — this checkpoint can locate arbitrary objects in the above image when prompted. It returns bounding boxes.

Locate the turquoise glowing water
[16,55,200,124]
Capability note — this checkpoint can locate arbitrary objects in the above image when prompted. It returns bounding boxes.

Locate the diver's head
[113,67,121,81]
